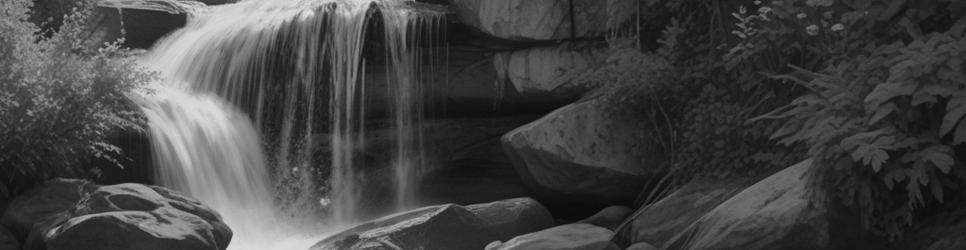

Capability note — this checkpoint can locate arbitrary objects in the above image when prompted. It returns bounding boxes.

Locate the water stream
[136,0,443,249]
[141,87,319,250]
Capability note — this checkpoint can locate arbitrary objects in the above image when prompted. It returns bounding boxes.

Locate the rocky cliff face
[448,0,637,41]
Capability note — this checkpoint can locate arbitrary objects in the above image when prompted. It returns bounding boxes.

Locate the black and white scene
[2,0,966,249]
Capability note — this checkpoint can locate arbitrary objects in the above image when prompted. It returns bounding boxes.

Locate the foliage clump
[721,0,966,238]
[0,0,151,194]
[760,29,966,237]
[591,0,966,239]
[726,0,966,238]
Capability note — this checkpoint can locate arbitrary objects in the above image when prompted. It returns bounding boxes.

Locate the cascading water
[140,87,319,250]
[136,0,444,249]
[378,1,444,210]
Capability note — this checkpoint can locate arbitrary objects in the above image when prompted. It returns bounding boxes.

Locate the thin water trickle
[378,3,446,210]
[136,0,444,249]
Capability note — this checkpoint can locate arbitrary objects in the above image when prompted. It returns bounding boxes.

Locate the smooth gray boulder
[312,198,557,250]
[466,197,555,240]
[311,204,499,250]
[36,183,232,250]
[665,159,829,250]
[578,206,632,230]
[613,180,745,248]
[501,98,661,206]
[625,242,658,250]
[485,223,617,250]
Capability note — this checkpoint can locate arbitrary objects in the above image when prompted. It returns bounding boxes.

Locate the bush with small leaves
[0,0,152,194]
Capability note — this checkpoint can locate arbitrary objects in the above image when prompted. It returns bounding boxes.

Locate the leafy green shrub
[672,84,803,180]
[28,0,86,34]
[0,0,151,194]
[758,28,966,237]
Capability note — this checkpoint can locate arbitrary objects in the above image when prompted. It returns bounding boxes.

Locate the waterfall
[377,2,445,210]
[140,87,321,250]
[136,0,444,249]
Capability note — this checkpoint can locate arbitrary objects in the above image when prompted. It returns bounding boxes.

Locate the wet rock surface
[311,204,499,250]
[312,198,554,250]
[625,242,658,250]
[91,3,189,49]
[664,159,830,250]
[613,180,746,248]
[2,180,230,250]
[45,184,231,250]
[89,0,237,49]
[501,98,661,210]
[494,43,607,103]
[577,206,632,230]
[465,198,555,240]
[448,0,636,41]
[485,223,617,250]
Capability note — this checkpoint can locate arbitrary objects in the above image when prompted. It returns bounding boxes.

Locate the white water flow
[378,4,443,209]
[140,88,320,250]
[137,0,442,249]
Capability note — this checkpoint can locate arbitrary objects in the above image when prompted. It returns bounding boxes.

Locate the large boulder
[485,223,617,250]
[465,198,555,240]
[494,43,606,103]
[312,199,556,250]
[612,180,746,248]
[311,204,500,250]
[501,98,661,211]
[577,206,632,230]
[92,0,202,48]
[0,179,96,240]
[664,159,830,250]
[32,183,232,250]
[448,0,637,41]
